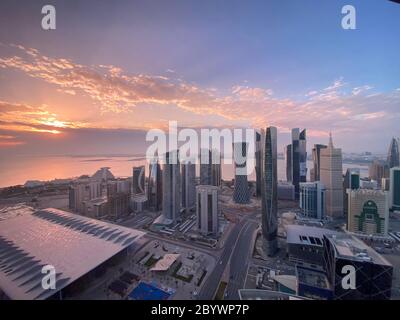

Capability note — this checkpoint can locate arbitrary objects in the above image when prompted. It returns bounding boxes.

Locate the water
[0,155,370,188]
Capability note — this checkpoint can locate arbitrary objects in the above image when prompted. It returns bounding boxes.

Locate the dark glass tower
[233,142,250,204]
[255,131,262,197]
[387,137,400,169]
[148,158,162,211]
[162,150,181,223]
[261,127,278,256]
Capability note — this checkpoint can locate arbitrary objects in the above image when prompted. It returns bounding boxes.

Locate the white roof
[150,254,180,272]
[0,208,145,300]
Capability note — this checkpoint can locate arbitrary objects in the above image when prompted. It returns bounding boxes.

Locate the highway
[224,220,258,300]
[198,212,259,300]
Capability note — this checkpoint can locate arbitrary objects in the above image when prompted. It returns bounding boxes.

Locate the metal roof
[0,208,145,300]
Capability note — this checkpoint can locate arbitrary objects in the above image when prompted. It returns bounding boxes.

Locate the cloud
[1,44,400,144]
[0,100,85,134]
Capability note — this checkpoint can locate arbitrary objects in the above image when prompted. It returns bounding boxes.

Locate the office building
[323,233,393,300]
[200,149,221,186]
[299,129,307,183]
[311,144,327,182]
[162,151,181,224]
[132,166,145,195]
[381,177,390,192]
[285,144,292,183]
[69,181,102,214]
[255,131,262,197]
[299,181,326,220]
[260,127,278,255]
[287,128,307,199]
[181,159,196,212]
[369,160,390,186]
[390,167,400,211]
[286,224,338,266]
[320,133,343,218]
[347,189,389,236]
[107,180,130,218]
[343,168,360,214]
[148,158,162,211]
[196,185,219,235]
[387,137,400,169]
[233,142,250,204]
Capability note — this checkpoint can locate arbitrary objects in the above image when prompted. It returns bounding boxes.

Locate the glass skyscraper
[261,127,278,256]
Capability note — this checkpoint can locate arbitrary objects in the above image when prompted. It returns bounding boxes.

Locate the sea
[0,155,370,189]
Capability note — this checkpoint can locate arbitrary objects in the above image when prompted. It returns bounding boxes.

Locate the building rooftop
[324,233,391,266]
[150,254,180,272]
[0,208,145,300]
[286,224,338,246]
[296,265,331,290]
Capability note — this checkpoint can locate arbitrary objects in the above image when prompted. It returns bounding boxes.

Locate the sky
[0,0,399,157]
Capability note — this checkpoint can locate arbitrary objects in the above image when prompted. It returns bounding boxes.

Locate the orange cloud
[1,44,400,139]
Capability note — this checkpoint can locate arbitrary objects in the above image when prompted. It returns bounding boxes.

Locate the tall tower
[299,129,307,183]
[233,142,250,204]
[255,131,262,197]
[320,133,344,218]
[261,127,278,256]
[148,158,162,211]
[285,144,292,183]
[291,128,300,199]
[387,138,400,169]
[390,167,400,211]
[200,149,221,186]
[311,144,327,182]
[181,159,196,212]
[196,185,219,235]
[132,166,145,195]
[162,150,181,224]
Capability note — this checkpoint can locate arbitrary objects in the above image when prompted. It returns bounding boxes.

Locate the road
[198,211,259,300]
[224,220,258,300]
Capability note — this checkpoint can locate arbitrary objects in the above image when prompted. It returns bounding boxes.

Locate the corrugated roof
[0,208,145,300]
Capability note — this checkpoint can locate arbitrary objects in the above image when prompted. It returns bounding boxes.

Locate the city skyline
[1,0,400,158]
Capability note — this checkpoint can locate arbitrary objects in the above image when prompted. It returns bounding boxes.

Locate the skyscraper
[148,158,162,211]
[132,166,145,195]
[387,137,400,169]
[311,144,327,182]
[107,180,130,218]
[162,150,181,224]
[299,129,307,183]
[343,168,360,215]
[347,189,389,236]
[289,128,307,199]
[233,142,250,204]
[390,167,400,211]
[181,159,196,212]
[369,160,390,186]
[291,128,300,198]
[285,144,292,183]
[211,149,222,187]
[261,127,278,256]
[196,185,219,235]
[320,133,343,218]
[200,149,221,186]
[255,131,262,197]
[300,181,326,220]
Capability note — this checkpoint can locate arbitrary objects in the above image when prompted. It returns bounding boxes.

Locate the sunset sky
[0,0,399,156]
